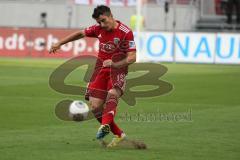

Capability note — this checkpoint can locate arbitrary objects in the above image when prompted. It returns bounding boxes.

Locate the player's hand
[103,59,114,67]
[49,43,61,54]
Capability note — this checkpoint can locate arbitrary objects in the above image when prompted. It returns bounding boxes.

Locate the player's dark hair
[92,5,111,19]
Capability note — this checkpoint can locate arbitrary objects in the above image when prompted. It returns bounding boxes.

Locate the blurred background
[0,0,239,31]
[0,0,240,64]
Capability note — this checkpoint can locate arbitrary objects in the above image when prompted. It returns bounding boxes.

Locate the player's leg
[85,68,111,141]
[89,96,104,123]
[94,88,122,141]
[100,87,126,147]
[103,70,127,147]
[88,96,111,142]
[101,88,122,131]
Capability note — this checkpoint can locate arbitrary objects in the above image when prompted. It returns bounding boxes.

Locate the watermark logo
[118,109,193,122]
[49,55,173,121]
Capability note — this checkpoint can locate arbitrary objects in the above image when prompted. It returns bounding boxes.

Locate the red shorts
[85,68,127,101]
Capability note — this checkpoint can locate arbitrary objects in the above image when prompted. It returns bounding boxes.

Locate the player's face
[96,14,114,31]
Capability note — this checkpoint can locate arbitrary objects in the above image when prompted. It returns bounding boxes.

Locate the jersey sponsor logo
[100,40,136,53]
[99,37,135,53]
[100,41,117,53]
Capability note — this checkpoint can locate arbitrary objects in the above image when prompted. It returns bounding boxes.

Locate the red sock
[109,121,123,137]
[102,94,118,125]
[101,94,124,136]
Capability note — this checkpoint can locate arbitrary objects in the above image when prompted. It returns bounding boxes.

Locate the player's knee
[89,100,101,110]
[108,89,121,98]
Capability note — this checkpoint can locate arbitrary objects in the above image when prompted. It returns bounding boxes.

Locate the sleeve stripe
[119,25,130,33]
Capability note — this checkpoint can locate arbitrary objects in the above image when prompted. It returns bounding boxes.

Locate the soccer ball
[69,100,89,121]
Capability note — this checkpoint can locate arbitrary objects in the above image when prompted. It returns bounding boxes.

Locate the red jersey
[84,20,136,70]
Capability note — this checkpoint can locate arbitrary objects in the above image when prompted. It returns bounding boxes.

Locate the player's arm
[49,30,85,54]
[103,51,136,68]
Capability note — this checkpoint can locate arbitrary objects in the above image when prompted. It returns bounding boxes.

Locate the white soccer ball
[69,100,89,121]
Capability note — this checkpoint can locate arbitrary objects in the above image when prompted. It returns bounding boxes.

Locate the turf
[0,58,239,160]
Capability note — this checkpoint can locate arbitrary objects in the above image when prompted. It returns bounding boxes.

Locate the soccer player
[49,5,136,147]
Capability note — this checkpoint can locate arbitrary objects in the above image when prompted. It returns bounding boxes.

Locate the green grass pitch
[0,58,239,160]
